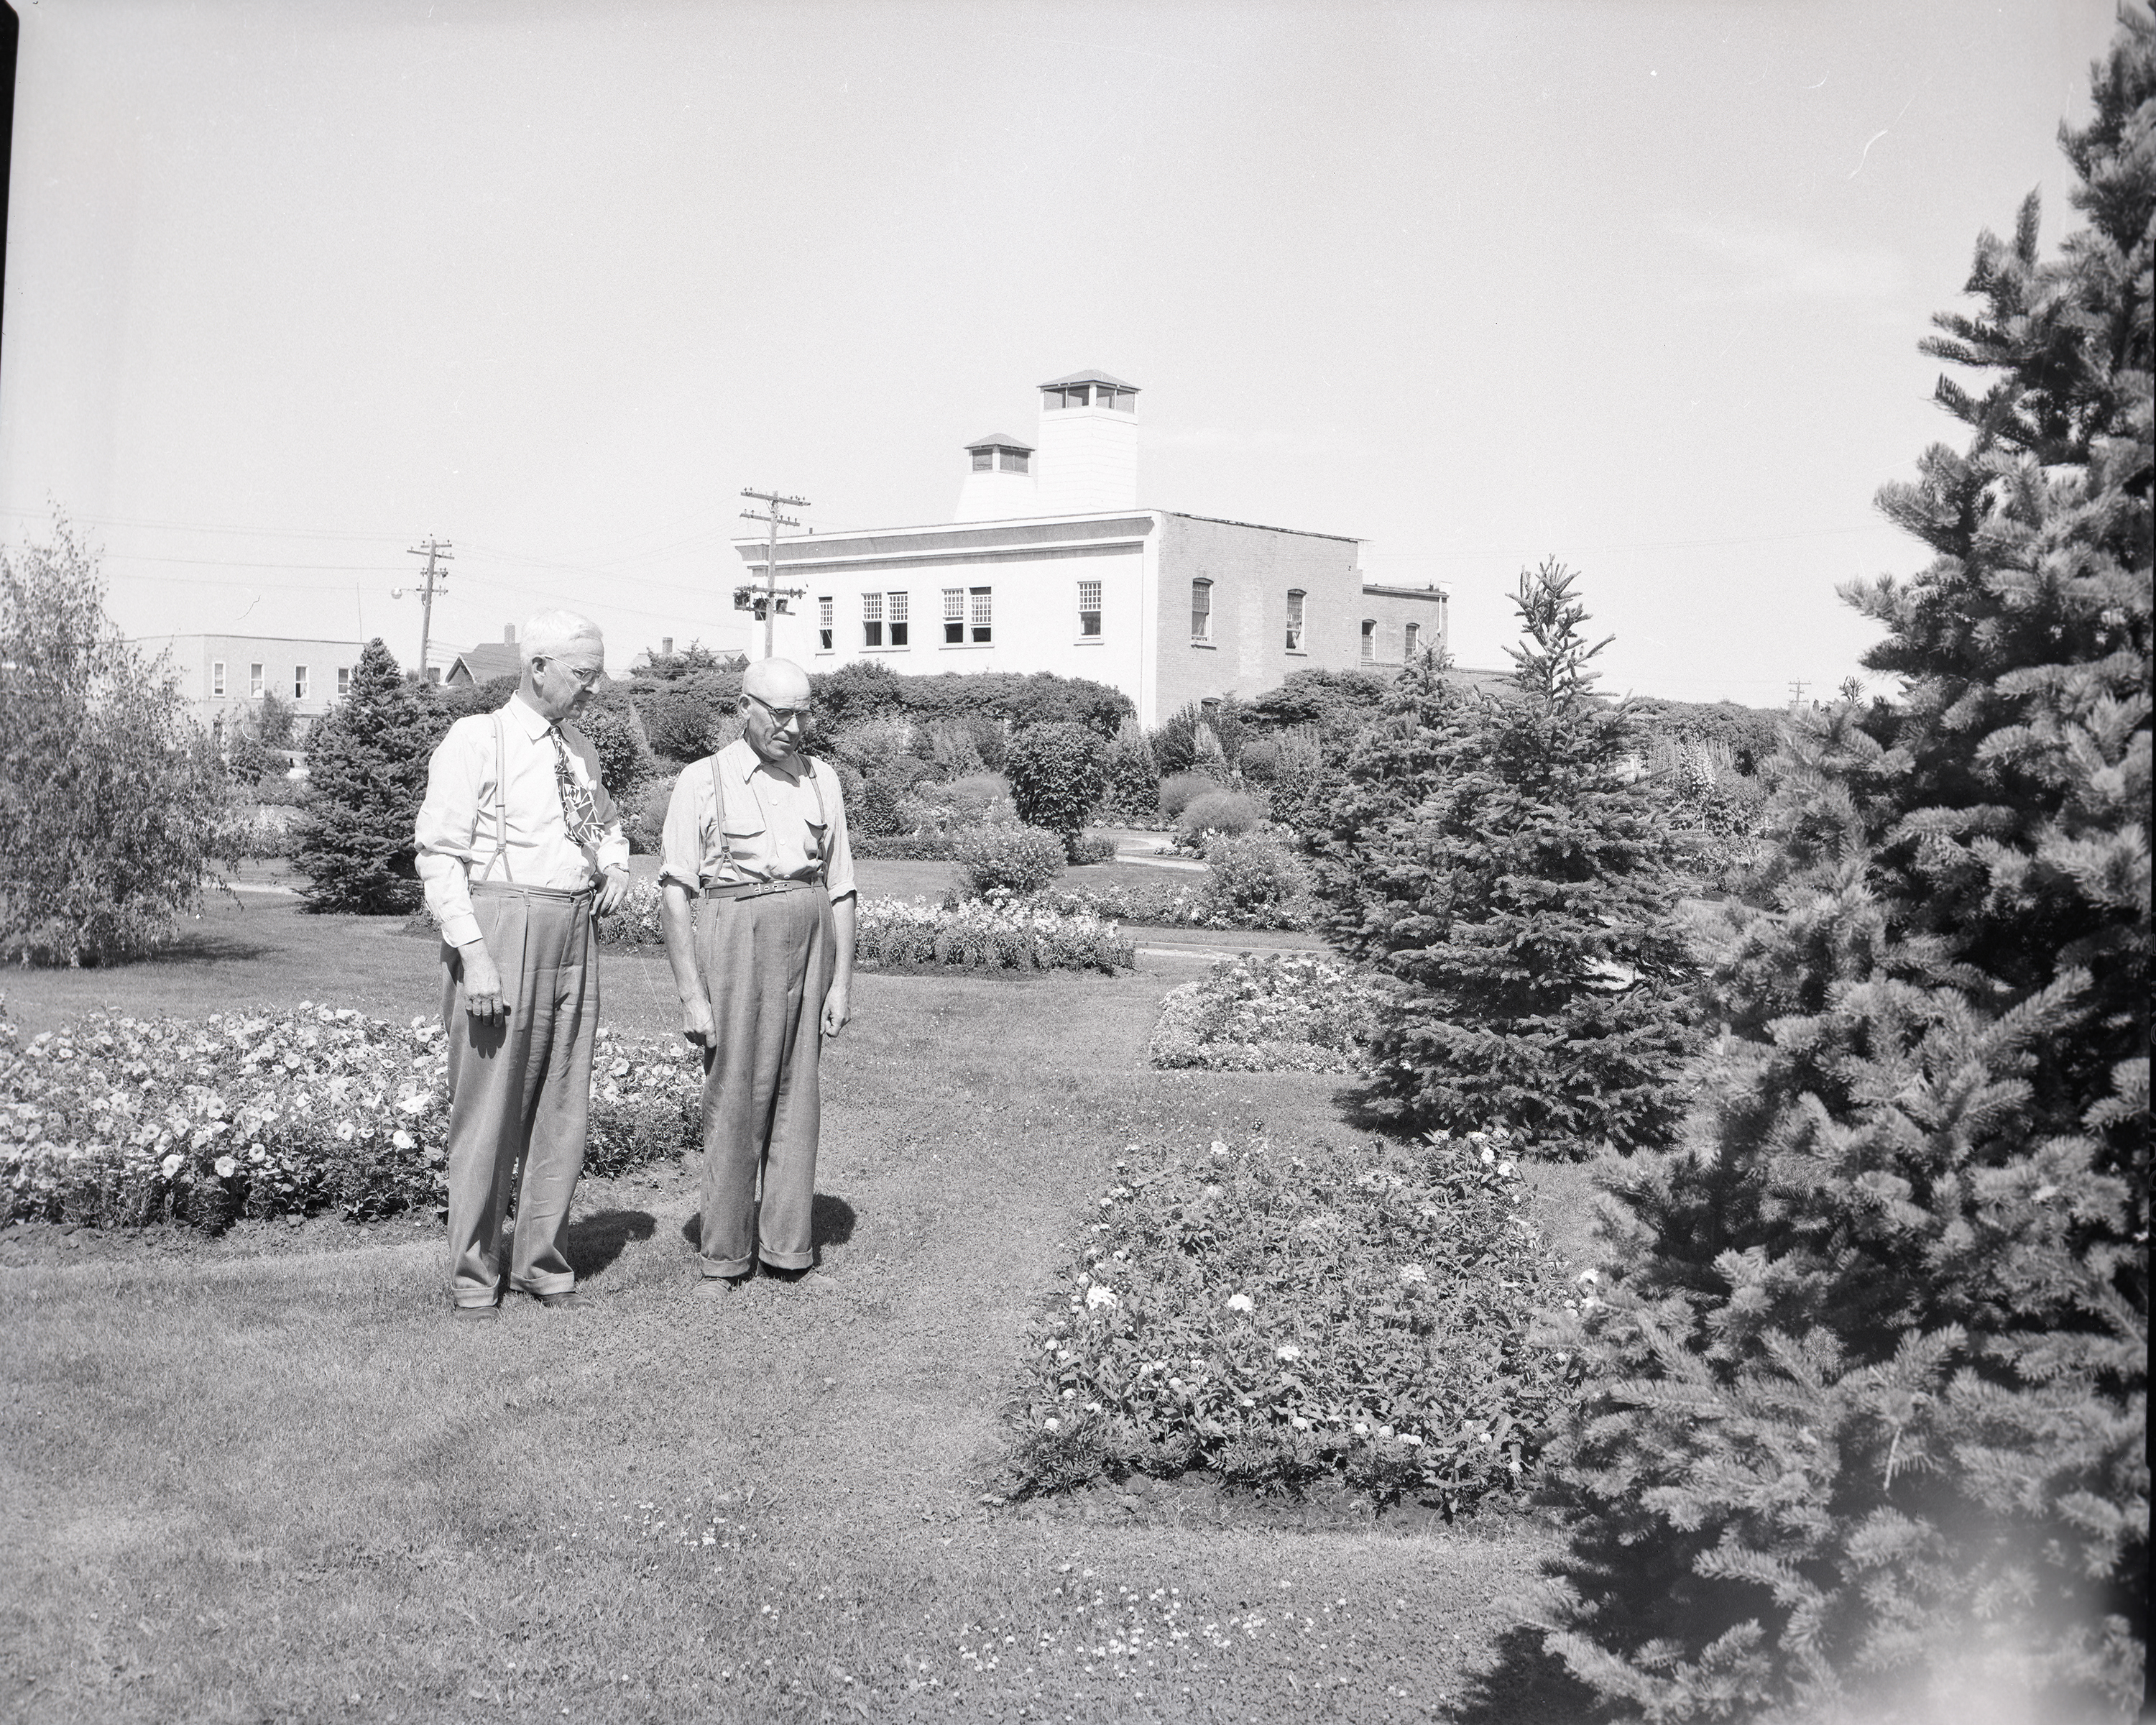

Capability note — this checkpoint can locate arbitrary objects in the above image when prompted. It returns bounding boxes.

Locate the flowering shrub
[1033,876,1314,933]
[1199,827,1314,926]
[1173,788,1268,847]
[855,896,1133,973]
[596,876,667,947]
[0,1002,701,1230]
[952,824,1067,897]
[1148,952,1386,1073]
[1000,1129,1577,1513]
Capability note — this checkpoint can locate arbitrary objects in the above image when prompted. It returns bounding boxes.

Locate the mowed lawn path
[1,885,1588,1725]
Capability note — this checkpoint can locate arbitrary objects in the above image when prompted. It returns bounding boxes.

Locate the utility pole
[1787,678,1809,711]
[737,489,809,660]
[403,538,454,684]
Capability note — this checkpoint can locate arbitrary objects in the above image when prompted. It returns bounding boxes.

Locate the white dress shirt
[415,694,629,947]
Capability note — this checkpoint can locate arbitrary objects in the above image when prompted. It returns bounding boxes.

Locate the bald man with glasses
[658,656,857,1293]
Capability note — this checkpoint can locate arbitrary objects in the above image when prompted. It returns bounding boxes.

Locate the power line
[738,488,811,660]
[397,539,454,678]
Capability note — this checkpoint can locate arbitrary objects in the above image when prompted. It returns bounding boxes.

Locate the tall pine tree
[1307,561,1697,1155]
[1526,16,2150,1720]
[294,640,446,914]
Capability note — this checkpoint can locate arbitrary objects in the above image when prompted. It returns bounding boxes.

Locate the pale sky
[0,0,2119,703]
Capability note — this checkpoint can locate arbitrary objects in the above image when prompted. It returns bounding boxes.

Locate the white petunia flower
[1225,1294,1253,1313]
[1085,1285,1119,1310]
[392,1130,415,1151]
[1397,1264,1428,1284]
[1043,1417,1060,1433]
[1274,1344,1302,1362]
[160,1154,183,1179]
[213,1156,237,1179]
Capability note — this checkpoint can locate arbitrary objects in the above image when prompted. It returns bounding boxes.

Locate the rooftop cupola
[952,430,1038,523]
[1033,368,1139,515]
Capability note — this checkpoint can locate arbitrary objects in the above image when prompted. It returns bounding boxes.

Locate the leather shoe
[536,1289,582,1310]
[694,1274,747,1300]
[451,1302,501,1322]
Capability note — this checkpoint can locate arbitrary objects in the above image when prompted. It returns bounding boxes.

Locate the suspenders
[708,748,829,888]
[476,710,516,886]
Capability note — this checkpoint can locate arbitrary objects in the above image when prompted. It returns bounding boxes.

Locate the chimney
[661,636,673,657]
[503,624,517,644]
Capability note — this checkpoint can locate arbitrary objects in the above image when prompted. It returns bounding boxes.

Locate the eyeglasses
[538,658,604,688]
[747,692,812,727]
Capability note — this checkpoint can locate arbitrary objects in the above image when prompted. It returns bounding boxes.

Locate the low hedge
[1148,952,1386,1073]
[854,896,1134,973]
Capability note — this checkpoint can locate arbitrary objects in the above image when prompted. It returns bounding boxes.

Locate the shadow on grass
[1450,1624,1605,1725]
[563,1209,655,1279]
[121,926,285,967]
[677,1192,857,1260]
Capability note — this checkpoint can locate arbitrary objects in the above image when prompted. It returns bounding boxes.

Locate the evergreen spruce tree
[294,640,446,913]
[1527,17,2150,1720]
[1307,561,1697,1154]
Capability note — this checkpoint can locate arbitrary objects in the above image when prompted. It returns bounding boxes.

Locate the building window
[1285,590,1306,653]
[969,586,993,644]
[1404,622,1422,659]
[862,591,884,648]
[943,588,964,644]
[293,666,310,699]
[249,663,264,697]
[970,448,993,472]
[888,590,909,648]
[1360,620,1376,662]
[998,448,1029,472]
[818,595,834,652]
[1077,579,1102,638]
[1045,384,1133,412]
[211,661,226,697]
[1191,579,1213,642]
[337,666,352,698]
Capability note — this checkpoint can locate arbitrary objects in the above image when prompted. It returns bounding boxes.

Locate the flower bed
[1148,952,1386,1073]
[0,1000,701,1231]
[855,896,1134,974]
[1035,878,1314,933]
[1000,1129,1576,1514]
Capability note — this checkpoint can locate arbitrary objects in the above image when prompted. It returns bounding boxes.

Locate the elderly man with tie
[658,656,857,1294]
[415,610,630,1320]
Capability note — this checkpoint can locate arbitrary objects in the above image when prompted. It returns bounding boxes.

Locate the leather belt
[701,876,819,903]
[471,881,594,901]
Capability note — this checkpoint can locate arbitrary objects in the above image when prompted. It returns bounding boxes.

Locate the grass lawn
[1,897,1600,1723]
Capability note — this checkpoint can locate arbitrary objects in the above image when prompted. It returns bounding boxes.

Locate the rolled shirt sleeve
[415,717,489,949]
[658,765,714,895]
[816,758,855,903]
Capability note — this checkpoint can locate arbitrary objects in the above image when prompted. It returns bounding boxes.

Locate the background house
[131,632,367,741]
[734,370,1446,726]
[444,625,522,687]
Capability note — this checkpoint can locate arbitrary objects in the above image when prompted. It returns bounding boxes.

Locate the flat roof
[1360,581,1448,600]
[1038,369,1138,391]
[732,507,1366,552]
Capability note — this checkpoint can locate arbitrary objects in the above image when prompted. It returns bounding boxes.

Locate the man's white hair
[520,610,602,666]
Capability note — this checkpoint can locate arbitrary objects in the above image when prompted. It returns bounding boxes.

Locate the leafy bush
[622,770,678,857]
[1098,719,1161,824]
[1065,832,1118,866]
[252,773,306,808]
[1,518,236,965]
[1,1003,699,1230]
[1307,572,1699,1156]
[1526,24,2152,1720]
[1005,722,1108,848]
[1174,788,1268,846]
[1245,668,1392,737]
[1199,827,1314,926]
[635,677,740,763]
[998,1129,1575,1514]
[953,825,1067,898]
[1148,952,1385,1073]
[807,662,1129,737]
[1240,726,1327,823]
[848,830,963,862]
[921,771,1010,822]
[1155,771,1223,821]
[854,896,1134,973]
[1151,699,1245,776]
[579,702,653,799]
[218,806,300,862]
[293,640,446,915]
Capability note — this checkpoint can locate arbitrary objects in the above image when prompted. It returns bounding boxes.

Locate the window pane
[862,592,882,622]
[1078,579,1102,638]
[972,449,992,470]
[944,588,964,620]
[819,595,834,625]
[888,591,908,622]
[294,667,308,698]
[1360,620,1376,661]
[1405,622,1420,656]
[970,586,992,643]
[1191,579,1212,640]
[1000,449,1029,472]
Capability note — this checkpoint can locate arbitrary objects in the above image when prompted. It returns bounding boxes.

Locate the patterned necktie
[547,726,607,850]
